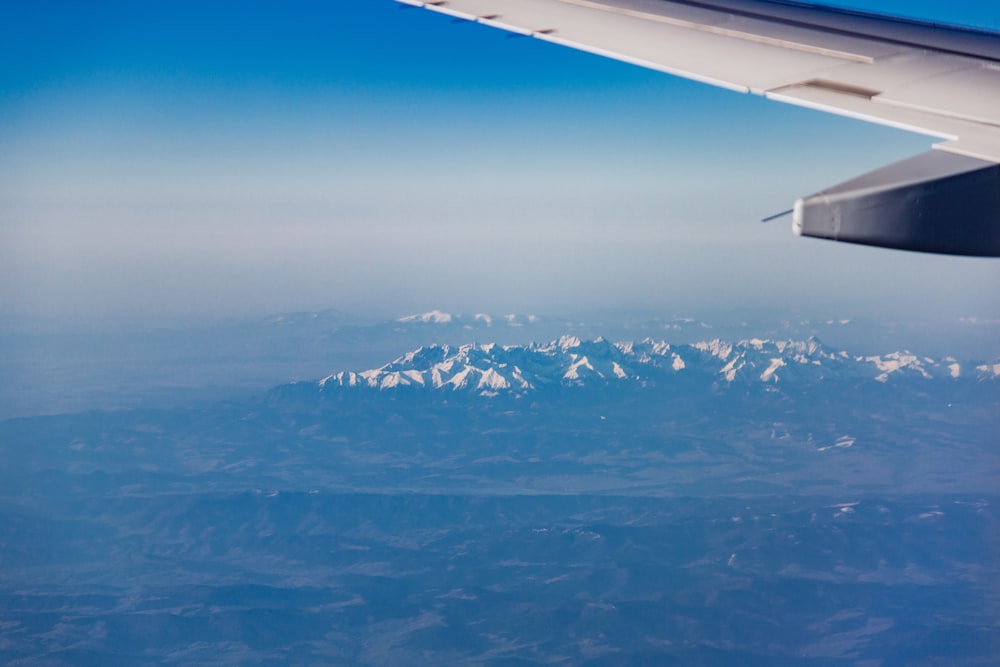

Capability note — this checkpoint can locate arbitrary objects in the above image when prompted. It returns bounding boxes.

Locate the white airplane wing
[398,0,1000,256]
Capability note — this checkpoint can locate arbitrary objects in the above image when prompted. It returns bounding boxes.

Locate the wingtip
[792,199,805,236]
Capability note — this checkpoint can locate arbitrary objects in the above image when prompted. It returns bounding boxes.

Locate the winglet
[793,151,1000,256]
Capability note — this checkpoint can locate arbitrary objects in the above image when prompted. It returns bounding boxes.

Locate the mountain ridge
[309,336,999,396]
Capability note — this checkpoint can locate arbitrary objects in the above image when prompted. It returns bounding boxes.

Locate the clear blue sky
[1,0,998,324]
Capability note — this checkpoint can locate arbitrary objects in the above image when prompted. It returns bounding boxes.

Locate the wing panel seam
[557,0,875,63]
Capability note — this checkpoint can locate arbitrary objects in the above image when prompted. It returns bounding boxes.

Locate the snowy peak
[394,311,541,327]
[397,310,453,324]
[976,362,1000,378]
[316,338,998,396]
[320,343,535,395]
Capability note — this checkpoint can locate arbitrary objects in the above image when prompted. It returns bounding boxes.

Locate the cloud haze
[1,1,997,324]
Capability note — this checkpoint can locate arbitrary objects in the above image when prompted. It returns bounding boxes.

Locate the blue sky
[1,0,998,324]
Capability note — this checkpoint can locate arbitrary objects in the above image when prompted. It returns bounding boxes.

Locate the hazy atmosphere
[2,3,999,665]
[2,0,998,326]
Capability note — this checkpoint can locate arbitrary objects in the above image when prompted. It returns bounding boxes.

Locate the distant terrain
[0,311,998,665]
[2,308,998,419]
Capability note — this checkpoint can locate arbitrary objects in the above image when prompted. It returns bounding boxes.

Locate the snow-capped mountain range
[317,336,1000,396]
[396,311,542,326]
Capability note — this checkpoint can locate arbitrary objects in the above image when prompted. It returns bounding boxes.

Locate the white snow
[976,363,1000,377]
[817,436,855,452]
[478,368,509,390]
[694,339,732,360]
[312,335,985,397]
[564,356,596,380]
[649,341,670,355]
[359,369,381,387]
[866,352,931,380]
[558,335,582,351]
[397,347,423,365]
[510,367,532,390]
[448,365,475,389]
[398,310,452,324]
[402,370,425,385]
[759,358,785,382]
[719,357,743,382]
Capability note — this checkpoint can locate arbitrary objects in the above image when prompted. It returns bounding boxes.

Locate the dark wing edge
[793,151,1000,256]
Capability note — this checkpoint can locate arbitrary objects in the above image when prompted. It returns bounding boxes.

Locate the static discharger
[761,209,794,223]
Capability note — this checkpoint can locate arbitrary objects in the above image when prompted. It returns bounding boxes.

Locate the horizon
[2,0,998,327]
[2,304,997,422]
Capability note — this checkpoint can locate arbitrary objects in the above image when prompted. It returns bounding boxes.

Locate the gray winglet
[793,151,1000,256]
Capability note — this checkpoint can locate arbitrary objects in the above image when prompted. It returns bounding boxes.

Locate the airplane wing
[398,0,1000,256]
